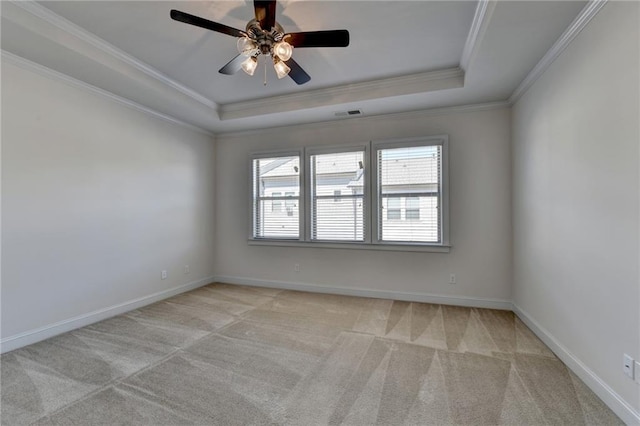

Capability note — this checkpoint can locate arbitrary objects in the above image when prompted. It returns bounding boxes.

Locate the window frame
[372,135,450,247]
[306,144,370,244]
[249,150,303,241]
[248,136,450,252]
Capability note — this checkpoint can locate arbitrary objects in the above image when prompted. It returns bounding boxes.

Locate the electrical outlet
[449,274,456,284]
[184,265,190,274]
[635,361,640,385]
[623,354,634,379]
[161,270,167,280]
[294,264,300,272]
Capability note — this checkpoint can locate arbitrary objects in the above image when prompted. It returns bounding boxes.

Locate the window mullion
[372,146,381,244]
[303,148,311,242]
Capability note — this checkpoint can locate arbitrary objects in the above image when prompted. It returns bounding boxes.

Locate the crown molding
[220,67,465,121]
[2,50,214,137]
[460,0,497,72]
[509,0,608,103]
[218,100,510,138]
[9,0,218,111]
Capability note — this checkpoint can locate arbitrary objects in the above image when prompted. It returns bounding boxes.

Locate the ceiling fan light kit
[170,0,349,85]
[273,41,293,62]
[237,36,258,57]
[241,56,258,76]
[273,57,291,79]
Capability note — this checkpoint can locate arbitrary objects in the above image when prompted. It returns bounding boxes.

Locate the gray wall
[1,60,217,346]
[512,1,639,417]
[3,2,637,419]
[215,107,512,305]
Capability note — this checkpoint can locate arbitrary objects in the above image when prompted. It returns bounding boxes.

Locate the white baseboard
[219,276,638,423]
[0,276,215,354]
[513,303,640,426]
[3,275,636,424]
[213,275,513,310]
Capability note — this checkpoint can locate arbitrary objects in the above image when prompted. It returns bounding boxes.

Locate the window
[386,197,401,220]
[272,192,282,212]
[310,149,365,241]
[376,143,443,243]
[405,197,421,220]
[250,136,448,250]
[252,154,300,239]
[285,192,295,216]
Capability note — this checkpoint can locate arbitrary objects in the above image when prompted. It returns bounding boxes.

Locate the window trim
[247,238,450,253]
[306,144,370,244]
[248,136,450,251]
[371,135,450,246]
[249,149,303,241]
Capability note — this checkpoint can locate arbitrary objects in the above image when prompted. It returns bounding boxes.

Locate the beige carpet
[1,283,622,425]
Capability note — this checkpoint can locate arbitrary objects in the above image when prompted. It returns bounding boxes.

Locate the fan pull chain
[263,58,267,86]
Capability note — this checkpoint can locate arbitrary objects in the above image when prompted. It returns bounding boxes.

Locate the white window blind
[377,145,441,243]
[252,155,300,239]
[310,150,365,241]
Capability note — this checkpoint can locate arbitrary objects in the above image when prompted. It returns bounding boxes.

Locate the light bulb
[273,58,291,79]
[241,56,258,76]
[273,41,293,61]
[237,37,258,56]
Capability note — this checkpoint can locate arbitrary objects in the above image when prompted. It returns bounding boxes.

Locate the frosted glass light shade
[237,37,258,56]
[273,58,291,79]
[273,41,293,61]
[241,56,258,76]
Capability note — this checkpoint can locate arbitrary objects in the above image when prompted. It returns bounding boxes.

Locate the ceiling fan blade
[171,10,246,38]
[219,54,246,75]
[285,30,350,48]
[285,58,311,85]
[254,0,276,31]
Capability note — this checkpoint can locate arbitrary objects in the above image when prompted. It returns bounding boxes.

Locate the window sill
[247,239,451,253]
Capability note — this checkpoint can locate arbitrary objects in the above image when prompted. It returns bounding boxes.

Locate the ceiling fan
[170,1,349,85]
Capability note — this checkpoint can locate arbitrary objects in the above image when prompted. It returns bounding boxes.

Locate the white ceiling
[1,1,587,134]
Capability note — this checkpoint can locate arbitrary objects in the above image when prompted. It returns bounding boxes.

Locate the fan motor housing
[246,19,284,55]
